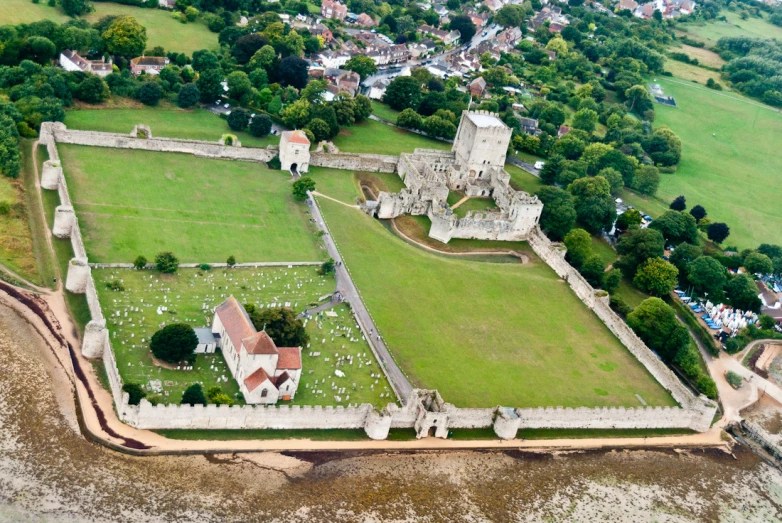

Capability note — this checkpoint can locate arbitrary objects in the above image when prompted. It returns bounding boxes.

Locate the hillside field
[676,11,782,44]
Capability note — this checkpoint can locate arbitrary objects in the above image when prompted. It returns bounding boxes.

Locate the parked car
[534,161,545,170]
[224,103,230,109]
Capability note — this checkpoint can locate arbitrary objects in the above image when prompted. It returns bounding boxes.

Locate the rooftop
[284,130,311,145]
[466,112,506,128]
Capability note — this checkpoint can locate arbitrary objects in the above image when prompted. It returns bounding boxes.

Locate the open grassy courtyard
[59,144,324,263]
[652,77,782,249]
[332,119,452,156]
[64,107,279,148]
[93,267,392,407]
[315,188,675,408]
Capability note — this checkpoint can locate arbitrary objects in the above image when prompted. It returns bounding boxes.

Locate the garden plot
[93,268,391,407]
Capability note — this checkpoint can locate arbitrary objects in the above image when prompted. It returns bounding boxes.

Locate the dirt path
[0,262,48,292]
[450,196,470,209]
[310,191,359,208]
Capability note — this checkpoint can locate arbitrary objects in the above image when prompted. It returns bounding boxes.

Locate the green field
[58,144,324,263]
[677,11,782,45]
[0,149,38,284]
[370,101,401,122]
[0,1,218,55]
[93,268,392,406]
[332,119,452,156]
[653,77,782,249]
[316,191,675,408]
[64,108,279,148]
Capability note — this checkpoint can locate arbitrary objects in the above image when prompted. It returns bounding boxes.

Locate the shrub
[249,114,273,137]
[150,323,198,363]
[268,155,282,170]
[105,279,125,292]
[725,370,743,389]
[227,255,236,267]
[154,251,179,273]
[609,294,633,317]
[122,383,146,406]
[199,263,211,271]
[0,200,9,215]
[320,258,335,275]
[207,385,234,405]
[176,83,200,108]
[133,255,147,270]
[181,383,207,405]
[292,176,316,201]
[137,82,163,106]
[227,108,250,131]
[602,268,622,294]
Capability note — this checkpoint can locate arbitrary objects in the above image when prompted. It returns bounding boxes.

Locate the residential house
[482,0,506,11]
[356,13,376,27]
[158,0,175,8]
[318,50,351,68]
[59,50,113,77]
[324,68,361,95]
[558,125,571,138]
[434,5,449,17]
[548,22,564,33]
[545,49,557,60]
[496,27,522,51]
[129,55,169,75]
[211,296,302,405]
[321,0,348,20]
[311,23,334,43]
[469,76,487,97]
[617,0,639,10]
[368,78,390,99]
[519,117,540,135]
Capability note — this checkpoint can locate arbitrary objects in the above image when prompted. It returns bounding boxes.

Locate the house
[311,23,334,43]
[279,130,311,172]
[482,0,505,11]
[321,0,347,20]
[548,22,564,33]
[356,13,376,27]
[211,296,302,404]
[545,49,557,60]
[469,76,487,97]
[194,328,217,354]
[158,0,175,8]
[434,5,449,17]
[497,27,522,48]
[444,30,461,45]
[324,68,361,95]
[558,125,571,138]
[368,78,389,100]
[419,24,449,41]
[617,0,639,10]
[59,50,113,77]
[129,56,169,75]
[318,50,351,68]
[519,117,539,135]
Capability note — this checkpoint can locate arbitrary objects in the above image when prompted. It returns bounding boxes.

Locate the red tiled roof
[214,296,255,352]
[276,371,292,388]
[277,347,302,369]
[285,130,310,145]
[244,367,272,393]
[242,331,279,355]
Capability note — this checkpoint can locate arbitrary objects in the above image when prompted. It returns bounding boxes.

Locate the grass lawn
[316,196,676,409]
[93,268,392,407]
[58,145,324,263]
[450,196,499,218]
[590,236,617,267]
[333,119,451,156]
[0,1,218,55]
[676,11,782,45]
[676,44,725,69]
[64,107,279,148]
[370,101,401,122]
[663,60,723,86]
[652,77,782,249]
[615,279,650,310]
[505,164,544,195]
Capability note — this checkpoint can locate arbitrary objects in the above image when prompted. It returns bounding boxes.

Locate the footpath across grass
[653,77,782,249]
[317,196,676,409]
[64,107,278,148]
[58,144,324,263]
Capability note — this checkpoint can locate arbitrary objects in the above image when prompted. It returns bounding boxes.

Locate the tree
[670,195,686,211]
[122,383,146,406]
[563,228,592,268]
[632,165,660,196]
[249,45,277,72]
[61,0,94,17]
[572,108,598,133]
[602,268,622,294]
[633,257,678,296]
[227,255,236,267]
[707,222,730,244]
[687,256,727,298]
[395,108,422,129]
[625,85,653,114]
[536,186,576,241]
[595,168,623,195]
[181,383,207,405]
[616,228,665,277]
[206,385,234,405]
[233,33,269,64]
[103,16,147,57]
[615,208,642,232]
[292,176,315,201]
[23,36,56,64]
[150,323,198,363]
[246,306,309,347]
[546,35,568,56]
[627,298,690,362]
[567,176,616,234]
[384,76,422,111]
[226,71,252,100]
[743,251,773,275]
[649,210,699,245]
[76,75,110,104]
[196,68,222,103]
[689,204,707,221]
[133,255,147,270]
[279,56,309,88]
[758,244,782,260]
[137,82,163,106]
[725,274,762,312]
[423,115,457,139]
[551,134,585,160]
[449,15,476,42]
[344,55,377,81]
[192,50,219,72]
[580,254,606,287]
[321,258,335,275]
[155,251,179,273]
[669,242,702,277]
[228,108,250,131]
[280,99,312,129]
[354,95,372,121]
[304,118,329,142]
[249,114,272,137]
[176,83,199,108]
[760,314,776,330]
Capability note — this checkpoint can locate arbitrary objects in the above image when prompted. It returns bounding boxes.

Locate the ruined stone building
[375,111,543,243]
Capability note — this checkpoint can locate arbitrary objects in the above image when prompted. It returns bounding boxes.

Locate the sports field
[0,1,217,55]
[653,77,782,249]
[58,144,324,263]
[64,108,279,148]
[676,11,782,44]
[93,267,392,406]
[315,186,675,408]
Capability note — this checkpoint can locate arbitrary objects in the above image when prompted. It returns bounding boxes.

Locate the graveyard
[93,267,393,407]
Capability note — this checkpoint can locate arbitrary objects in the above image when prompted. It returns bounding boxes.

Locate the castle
[373,111,543,243]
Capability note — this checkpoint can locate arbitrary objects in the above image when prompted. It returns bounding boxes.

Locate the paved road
[306,192,413,402]
[506,156,540,177]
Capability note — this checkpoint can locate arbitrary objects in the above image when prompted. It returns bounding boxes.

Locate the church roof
[244,367,273,392]
[242,331,279,355]
[277,347,302,369]
[214,296,255,352]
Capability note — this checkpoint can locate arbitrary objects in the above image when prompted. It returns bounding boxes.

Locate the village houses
[129,56,170,75]
[59,50,113,77]
[321,0,348,20]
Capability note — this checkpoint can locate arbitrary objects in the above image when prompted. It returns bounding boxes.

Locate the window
[261,389,268,398]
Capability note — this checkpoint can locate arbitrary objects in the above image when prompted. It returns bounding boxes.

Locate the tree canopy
[150,323,198,364]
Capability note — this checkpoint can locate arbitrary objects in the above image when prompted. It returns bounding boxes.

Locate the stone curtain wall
[310,151,399,173]
[38,122,718,438]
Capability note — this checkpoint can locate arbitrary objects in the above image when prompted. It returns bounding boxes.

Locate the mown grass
[676,11,782,45]
[332,118,451,156]
[370,101,401,122]
[652,77,782,249]
[93,267,392,406]
[58,144,324,263]
[316,195,676,409]
[64,107,279,148]
[505,164,543,195]
[450,196,498,218]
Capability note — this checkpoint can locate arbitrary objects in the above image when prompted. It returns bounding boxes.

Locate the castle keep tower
[451,111,512,188]
[279,130,311,174]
